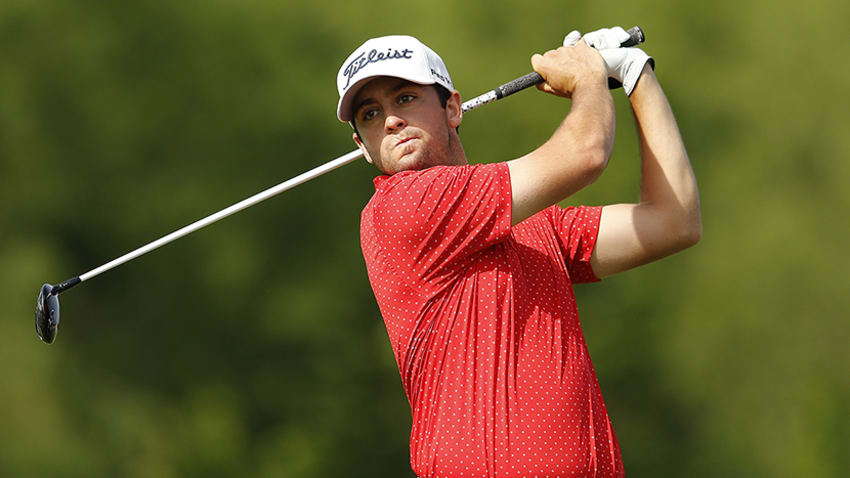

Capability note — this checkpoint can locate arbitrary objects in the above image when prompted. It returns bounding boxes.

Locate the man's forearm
[508,42,616,225]
[546,79,616,170]
[509,73,615,225]
[630,65,701,240]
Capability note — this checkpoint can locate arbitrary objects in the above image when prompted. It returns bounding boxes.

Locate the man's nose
[385,114,406,134]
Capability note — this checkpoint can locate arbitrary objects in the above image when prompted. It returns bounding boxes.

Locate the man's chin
[392,151,430,173]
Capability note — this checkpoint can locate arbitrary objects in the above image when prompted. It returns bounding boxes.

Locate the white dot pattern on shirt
[360,163,623,477]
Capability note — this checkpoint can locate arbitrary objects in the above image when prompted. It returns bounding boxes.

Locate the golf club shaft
[74,149,363,284]
[462,26,644,111]
[58,25,645,289]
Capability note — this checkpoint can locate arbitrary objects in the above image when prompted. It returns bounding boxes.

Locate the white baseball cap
[336,35,453,122]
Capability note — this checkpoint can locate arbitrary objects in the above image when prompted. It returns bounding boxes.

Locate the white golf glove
[563,30,582,47]
[582,26,655,96]
[582,26,632,50]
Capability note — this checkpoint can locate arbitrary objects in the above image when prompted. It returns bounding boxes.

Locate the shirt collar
[373,175,390,190]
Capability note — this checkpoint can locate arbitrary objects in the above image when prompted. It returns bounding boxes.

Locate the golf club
[35,26,645,344]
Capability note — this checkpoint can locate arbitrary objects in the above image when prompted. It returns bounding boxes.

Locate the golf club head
[35,283,59,344]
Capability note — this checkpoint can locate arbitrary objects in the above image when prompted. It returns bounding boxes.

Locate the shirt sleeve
[548,205,603,283]
[368,162,512,278]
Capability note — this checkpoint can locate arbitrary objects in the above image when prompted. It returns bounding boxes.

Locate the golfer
[336,27,700,478]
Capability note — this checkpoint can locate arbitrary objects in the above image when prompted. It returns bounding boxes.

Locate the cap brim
[337,73,438,123]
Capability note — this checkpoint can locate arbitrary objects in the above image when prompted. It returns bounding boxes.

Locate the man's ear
[353,132,373,164]
[446,90,463,129]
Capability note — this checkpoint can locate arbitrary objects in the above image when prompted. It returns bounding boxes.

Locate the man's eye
[362,109,378,121]
[398,94,415,104]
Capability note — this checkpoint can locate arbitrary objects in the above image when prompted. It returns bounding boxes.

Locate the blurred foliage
[1,0,847,476]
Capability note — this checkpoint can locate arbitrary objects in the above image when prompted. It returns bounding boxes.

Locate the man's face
[351,77,463,175]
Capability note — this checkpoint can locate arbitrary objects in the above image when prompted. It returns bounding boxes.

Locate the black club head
[35,283,60,344]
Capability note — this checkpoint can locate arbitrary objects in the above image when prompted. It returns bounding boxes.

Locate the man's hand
[583,26,654,96]
[531,40,608,98]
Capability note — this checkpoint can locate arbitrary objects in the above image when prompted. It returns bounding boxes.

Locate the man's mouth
[393,137,420,157]
[395,137,417,148]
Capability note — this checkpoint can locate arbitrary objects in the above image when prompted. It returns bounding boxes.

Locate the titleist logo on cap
[342,47,414,90]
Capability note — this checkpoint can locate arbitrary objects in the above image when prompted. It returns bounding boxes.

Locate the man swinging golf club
[337,27,700,477]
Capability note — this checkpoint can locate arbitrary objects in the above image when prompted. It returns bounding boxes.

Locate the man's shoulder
[361,162,510,232]
[372,163,506,196]
[376,164,474,186]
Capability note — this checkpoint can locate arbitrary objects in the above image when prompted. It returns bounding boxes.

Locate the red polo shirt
[361,162,624,478]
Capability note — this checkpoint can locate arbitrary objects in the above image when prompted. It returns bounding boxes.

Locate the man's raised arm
[590,63,702,278]
[507,39,616,226]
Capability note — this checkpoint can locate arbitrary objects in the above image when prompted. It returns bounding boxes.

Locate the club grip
[494,72,544,99]
[621,25,644,47]
[494,25,645,98]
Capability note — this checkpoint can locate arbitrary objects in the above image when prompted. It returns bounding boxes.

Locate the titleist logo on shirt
[342,47,414,90]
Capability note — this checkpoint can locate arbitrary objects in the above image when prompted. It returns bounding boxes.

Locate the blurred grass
[1,0,847,476]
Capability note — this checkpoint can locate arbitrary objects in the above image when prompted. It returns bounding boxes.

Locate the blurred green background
[1,0,847,476]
